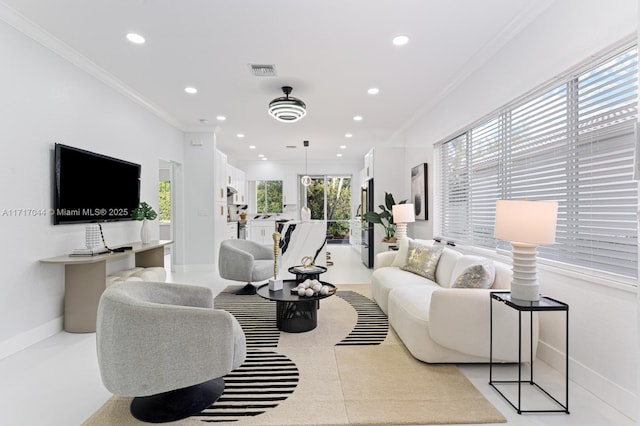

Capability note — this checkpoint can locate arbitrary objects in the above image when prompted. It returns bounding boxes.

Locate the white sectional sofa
[371,238,538,363]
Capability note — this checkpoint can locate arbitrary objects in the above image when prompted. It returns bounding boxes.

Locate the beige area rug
[83,284,506,425]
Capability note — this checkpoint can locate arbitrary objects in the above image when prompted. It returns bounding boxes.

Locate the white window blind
[437,46,638,280]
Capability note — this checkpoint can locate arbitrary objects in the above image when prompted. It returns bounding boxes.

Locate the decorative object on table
[268,232,283,291]
[291,279,336,297]
[411,163,428,220]
[291,256,326,275]
[268,86,307,123]
[131,202,158,244]
[363,192,407,242]
[494,199,558,301]
[85,224,102,249]
[392,203,415,240]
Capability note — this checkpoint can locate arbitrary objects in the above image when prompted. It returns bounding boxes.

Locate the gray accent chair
[219,239,274,295]
[96,281,246,423]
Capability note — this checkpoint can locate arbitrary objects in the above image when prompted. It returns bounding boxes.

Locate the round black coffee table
[256,280,336,333]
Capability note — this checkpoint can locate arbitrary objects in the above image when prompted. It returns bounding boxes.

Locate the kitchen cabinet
[283,170,298,205]
[215,149,227,202]
[226,222,238,239]
[227,164,247,205]
[247,220,276,245]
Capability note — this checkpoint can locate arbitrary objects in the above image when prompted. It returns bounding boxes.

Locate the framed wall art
[411,163,428,220]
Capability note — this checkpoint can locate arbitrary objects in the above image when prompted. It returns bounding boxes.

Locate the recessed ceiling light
[249,145,256,149]
[337,153,343,157]
[262,157,268,161]
[340,145,347,149]
[392,35,409,46]
[216,115,226,121]
[237,133,245,138]
[353,115,363,121]
[184,87,198,94]
[258,154,264,157]
[345,133,353,138]
[126,33,145,44]
[368,88,380,95]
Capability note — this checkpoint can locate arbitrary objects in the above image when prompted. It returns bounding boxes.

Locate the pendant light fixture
[301,140,311,187]
[268,86,307,122]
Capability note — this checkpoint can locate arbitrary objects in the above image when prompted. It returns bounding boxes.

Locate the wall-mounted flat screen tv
[53,143,141,225]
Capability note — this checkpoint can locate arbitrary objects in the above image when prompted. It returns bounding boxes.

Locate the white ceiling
[1,0,553,162]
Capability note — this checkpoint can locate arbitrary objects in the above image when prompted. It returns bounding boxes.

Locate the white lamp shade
[393,204,415,223]
[494,199,558,245]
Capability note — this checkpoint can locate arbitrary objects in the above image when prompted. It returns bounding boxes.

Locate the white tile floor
[0,244,634,425]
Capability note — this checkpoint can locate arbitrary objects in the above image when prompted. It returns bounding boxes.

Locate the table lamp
[392,203,415,241]
[494,199,558,301]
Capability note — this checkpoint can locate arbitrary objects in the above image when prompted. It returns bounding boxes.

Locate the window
[158,180,171,223]
[255,180,283,214]
[437,45,638,280]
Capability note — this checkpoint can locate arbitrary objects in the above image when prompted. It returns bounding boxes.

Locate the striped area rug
[191,350,299,423]
[84,285,506,425]
[334,290,388,345]
[213,290,280,348]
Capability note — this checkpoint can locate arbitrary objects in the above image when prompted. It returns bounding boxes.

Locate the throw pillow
[400,241,443,281]
[391,237,435,268]
[451,260,495,289]
[390,237,412,267]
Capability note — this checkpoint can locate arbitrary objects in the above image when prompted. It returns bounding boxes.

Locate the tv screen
[53,143,141,225]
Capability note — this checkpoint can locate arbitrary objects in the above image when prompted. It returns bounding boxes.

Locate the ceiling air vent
[286,145,297,149]
[249,64,277,77]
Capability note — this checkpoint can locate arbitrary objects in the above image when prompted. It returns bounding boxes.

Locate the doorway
[300,175,352,244]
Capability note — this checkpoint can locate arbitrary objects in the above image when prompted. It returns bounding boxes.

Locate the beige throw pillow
[400,241,443,281]
[451,260,495,289]
[391,237,435,268]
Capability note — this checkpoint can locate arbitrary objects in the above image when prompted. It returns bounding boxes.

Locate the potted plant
[132,202,158,244]
[364,192,407,242]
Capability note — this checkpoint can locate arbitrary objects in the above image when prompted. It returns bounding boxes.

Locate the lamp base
[395,223,408,241]
[510,242,541,302]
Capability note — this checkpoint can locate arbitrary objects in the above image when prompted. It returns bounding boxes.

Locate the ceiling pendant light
[269,86,307,122]
[301,140,311,187]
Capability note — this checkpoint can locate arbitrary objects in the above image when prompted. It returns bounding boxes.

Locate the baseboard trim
[0,317,63,361]
[537,340,637,421]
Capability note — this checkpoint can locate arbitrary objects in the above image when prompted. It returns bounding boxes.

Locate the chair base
[234,283,257,295]
[130,377,224,423]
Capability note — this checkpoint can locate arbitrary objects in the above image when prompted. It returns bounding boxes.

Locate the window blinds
[438,46,638,279]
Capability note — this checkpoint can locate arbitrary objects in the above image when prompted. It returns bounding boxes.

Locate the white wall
[398,0,638,419]
[0,19,184,355]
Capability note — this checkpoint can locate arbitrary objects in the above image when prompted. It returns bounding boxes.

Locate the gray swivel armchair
[96,281,246,423]
[219,239,275,295]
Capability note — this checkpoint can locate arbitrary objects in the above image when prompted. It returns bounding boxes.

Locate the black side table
[489,291,570,414]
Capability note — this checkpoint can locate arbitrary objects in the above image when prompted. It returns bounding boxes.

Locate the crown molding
[0,1,185,131]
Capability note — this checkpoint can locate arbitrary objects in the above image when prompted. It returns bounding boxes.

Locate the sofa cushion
[371,267,434,315]
[391,237,434,267]
[434,248,463,288]
[449,255,495,288]
[401,241,443,281]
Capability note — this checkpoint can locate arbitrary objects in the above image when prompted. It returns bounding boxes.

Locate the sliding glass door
[301,175,352,243]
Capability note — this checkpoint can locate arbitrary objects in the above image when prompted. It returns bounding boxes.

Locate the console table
[40,240,172,333]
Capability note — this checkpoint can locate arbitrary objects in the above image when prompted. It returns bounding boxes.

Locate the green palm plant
[131,201,158,221]
[363,192,407,242]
